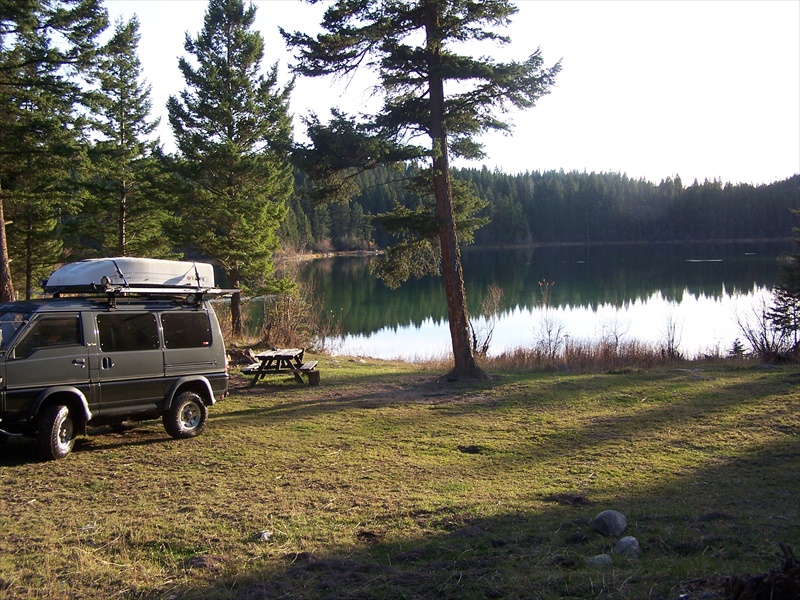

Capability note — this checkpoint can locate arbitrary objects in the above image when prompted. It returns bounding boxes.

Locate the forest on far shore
[280,168,800,252]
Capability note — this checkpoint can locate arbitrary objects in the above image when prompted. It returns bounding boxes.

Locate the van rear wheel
[38,405,76,460]
[163,392,207,439]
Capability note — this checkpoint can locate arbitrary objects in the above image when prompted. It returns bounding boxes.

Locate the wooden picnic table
[243,348,319,387]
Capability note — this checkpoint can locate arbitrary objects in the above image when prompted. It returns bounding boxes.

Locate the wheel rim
[180,402,201,430]
[58,416,74,449]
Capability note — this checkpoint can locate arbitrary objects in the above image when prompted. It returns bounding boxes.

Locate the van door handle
[72,359,86,368]
[101,357,114,369]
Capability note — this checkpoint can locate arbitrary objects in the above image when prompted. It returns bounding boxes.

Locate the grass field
[1,357,798,599]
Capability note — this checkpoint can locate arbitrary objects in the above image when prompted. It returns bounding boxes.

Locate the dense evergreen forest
[281,168,800,252]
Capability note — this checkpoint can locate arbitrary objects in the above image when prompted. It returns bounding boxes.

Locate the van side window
[97,313,159,352]
[161,312,212,349]
[14,315,81,358]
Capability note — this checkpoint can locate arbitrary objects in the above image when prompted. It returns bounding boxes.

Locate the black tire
[38,405,76,460]
[163,392,207,439]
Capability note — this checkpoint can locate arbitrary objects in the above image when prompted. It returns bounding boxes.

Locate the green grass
[0,357,798,599]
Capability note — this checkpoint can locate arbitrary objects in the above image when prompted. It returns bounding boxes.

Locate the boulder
[614,536,641,558]
[586,553,613,568]
[590,509,628,537]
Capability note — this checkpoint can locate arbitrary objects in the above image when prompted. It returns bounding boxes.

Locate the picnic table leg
[288,359,305,384]
[248,359,269,387]
[249,367,262,387]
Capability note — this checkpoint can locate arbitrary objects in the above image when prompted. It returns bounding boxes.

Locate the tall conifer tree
[283,0,560,379]
[167,0,294,336]
[78,16,167,259]
[0,0,107,299]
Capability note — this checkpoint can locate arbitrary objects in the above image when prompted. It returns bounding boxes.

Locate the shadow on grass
[167,433,799,600]
[2,366,787,467]
[0,426,175,466]
[219,367,788,440]
[163,369,799,599]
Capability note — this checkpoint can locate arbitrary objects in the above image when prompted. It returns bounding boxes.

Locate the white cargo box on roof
[44,257,219,295]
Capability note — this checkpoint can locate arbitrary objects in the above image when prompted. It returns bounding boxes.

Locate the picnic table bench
[242,348,320,387]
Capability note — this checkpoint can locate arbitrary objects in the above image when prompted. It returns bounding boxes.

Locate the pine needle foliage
[0,0,108,299]
[167,0,294,336]
[75,16,169,259]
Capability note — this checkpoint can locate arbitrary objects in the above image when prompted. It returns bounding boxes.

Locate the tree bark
[230,266,243,338]
[119,183,127,256]
[25,208,33,300]
[0,184,16,302]
[425,2,486,380]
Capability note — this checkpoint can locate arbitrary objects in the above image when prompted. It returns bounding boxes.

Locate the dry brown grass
[482,338,687,373]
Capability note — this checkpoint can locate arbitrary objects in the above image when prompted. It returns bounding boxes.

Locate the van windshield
[0,311,29,351]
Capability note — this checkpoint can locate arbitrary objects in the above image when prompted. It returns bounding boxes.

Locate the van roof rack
[48,285,236,298]
[43,257,237,299]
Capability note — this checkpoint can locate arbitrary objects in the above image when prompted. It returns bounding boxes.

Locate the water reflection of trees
[301,243,790,336]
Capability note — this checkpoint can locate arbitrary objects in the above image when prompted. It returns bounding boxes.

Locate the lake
[298,241,792,361]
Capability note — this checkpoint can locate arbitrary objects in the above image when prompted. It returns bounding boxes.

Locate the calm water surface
[299,242,791,360]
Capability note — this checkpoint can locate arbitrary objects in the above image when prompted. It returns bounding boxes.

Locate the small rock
[258,530,273,542]
[590,509,627,537]
[586,553,613,568]
[614,536,641,558]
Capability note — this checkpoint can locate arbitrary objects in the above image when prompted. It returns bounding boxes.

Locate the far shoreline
[276,237,794,264]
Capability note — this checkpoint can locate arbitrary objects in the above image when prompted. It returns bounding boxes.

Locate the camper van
[0,258,230,460]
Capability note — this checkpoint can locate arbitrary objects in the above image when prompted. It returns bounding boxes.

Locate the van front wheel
[38,405,76,460]
[163,392,207,439]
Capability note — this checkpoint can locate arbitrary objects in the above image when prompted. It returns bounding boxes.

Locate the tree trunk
[25,207,33,300]
[230,267,243,338]
[0,184,16,302]
[119,183,127,256]
[425,3,486,380]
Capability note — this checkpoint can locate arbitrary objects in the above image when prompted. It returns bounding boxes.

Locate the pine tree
[0,0,107,300]
[349,202,372,247]
[76,16,168,259]
[278,201,301,251]
[4,45,82,296]
[311,204,332,250]
[167,0,294,335]
[283,0,560,378]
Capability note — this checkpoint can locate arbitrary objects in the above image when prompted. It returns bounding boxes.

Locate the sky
[104,0,800,186]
